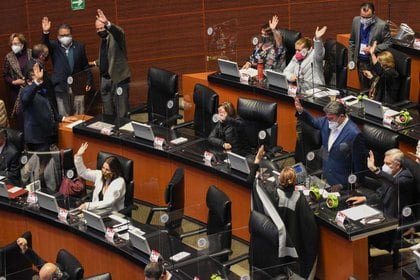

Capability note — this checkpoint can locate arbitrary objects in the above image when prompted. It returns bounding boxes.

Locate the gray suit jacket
[95,23,131,84]
[348,15,392,64]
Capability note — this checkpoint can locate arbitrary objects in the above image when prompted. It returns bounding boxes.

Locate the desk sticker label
[105,228,116,242]
[154,137,165,149]
[58,208,68,221]
[150,250,161,262]
[335,211,346,228]
[26,192,37,204]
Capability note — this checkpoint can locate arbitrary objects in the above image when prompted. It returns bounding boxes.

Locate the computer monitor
[265,70,289,90]
[217,59,241,78]
[132,121,155,142]
[35,190,61,214]
[82,210,125,233]
[227,151,251,174]
[129,228,151,255]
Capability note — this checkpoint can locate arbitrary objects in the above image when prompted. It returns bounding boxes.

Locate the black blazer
[0,141,20,183]
[371,62,400,105]
[41,33,93,90]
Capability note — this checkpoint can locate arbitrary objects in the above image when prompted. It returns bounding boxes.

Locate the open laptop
[35,190,63,214]
[362,98,399,119]
[128,228,151,254]
[132,121,155,142]
[82,209,127,233]
[265,70,289,90]
[217,59,241,78]
[227,151,251,174]
[0,181,27,199]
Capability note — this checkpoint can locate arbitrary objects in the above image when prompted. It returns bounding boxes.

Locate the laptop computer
[82,210,127,233]
[362,98,399,119]
[35,190,62,214]
[128,228,151,255]
[265,70,289,90]
[0,181,28,199]
[217,59,241,78]
[132,121,155,142]
[227,151,251,174]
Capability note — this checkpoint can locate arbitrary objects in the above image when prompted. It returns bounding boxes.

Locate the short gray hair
[385,148,404,164]
[323,101,346,116]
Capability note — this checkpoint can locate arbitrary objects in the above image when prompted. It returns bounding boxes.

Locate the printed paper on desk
[340,204,380,221]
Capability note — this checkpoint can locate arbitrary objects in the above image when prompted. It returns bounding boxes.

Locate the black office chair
[172,83,219,137]
[294,120,323,175]
[97,151,134,217]
[363,124,399,167]
[56,249,84,280]
[278,29,301,65]
[128,67,182,127]
[237,97,278,153]
[180,185,232,262]
[83,272,112,280]
[323,39,348,90]
[5,128,24,152]
[145,167,185,233]
[0,231,33,280]
[401,156,420,227]
[388,47,411,104]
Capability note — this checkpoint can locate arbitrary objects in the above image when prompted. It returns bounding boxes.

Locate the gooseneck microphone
[311,62,315,98]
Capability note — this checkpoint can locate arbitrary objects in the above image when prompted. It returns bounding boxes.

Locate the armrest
[145,205,169,224]
[208,248,232,259]
[178,227,207,239]
[171,120,194,130]
[222,253,248,267]
[127,103,147,117]
[159,114,182,126]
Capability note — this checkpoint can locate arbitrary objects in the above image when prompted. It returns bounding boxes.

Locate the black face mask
[261,35,272,44]
[97,30,108,38]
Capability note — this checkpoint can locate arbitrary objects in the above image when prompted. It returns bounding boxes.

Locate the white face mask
[11,44,23,54]
[381,164,393,175]
[360,17,374,28]
[328,121,339,130]
[58,36,72,46]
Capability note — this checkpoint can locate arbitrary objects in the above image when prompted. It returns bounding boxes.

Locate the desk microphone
[311,62,315,98]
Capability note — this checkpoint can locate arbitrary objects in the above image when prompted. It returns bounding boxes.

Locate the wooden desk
[337,33,420,103]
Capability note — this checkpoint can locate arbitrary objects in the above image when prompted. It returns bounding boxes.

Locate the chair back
[5,128,24,152]
[164,167,185,229]
[237,97,277,150]
[193,83,219,137]
[56,249,84,280]
[147,67,179,127]
[83,272,112,280]
[323,39,348,89]
[97,151,134,216]
[362,124,399,166]
[335,41,348,89]
[402,156,420,219]
[278,29,301,65]
[249,211,286,278]
[294,121,322,171]
[0,231,33,280]
[388,48,411,101]
[206,185,232,262]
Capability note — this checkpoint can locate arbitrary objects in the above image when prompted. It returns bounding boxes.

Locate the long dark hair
[102,156,122,182]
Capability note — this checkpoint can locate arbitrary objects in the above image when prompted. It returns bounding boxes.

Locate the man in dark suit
[41,17,93,116]
[21,44,76,151]
[0,129,20,183]
[294,98,368,188]
[90,9,131,117]
[348,2,392,90]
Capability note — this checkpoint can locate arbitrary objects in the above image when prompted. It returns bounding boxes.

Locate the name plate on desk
[154,137,166,149]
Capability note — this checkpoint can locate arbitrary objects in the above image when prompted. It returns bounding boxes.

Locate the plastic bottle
[257,62,264,81]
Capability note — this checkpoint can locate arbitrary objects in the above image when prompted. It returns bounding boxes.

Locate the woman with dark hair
[74,142,126,213]
[242,15,287,72]
[208,101,251,156]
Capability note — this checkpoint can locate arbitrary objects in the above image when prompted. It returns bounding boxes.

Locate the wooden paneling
[1,0,419,122]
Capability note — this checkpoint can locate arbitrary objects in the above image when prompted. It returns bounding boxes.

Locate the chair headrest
[388,48,411,77]
[362,124,399,151]
[249,211,278,246]
[165,168,184,204]
[193,83,219,114]
[206,185,231,222]
[97,152,133,184]
[237,98,277,124]
[148,67,178,97]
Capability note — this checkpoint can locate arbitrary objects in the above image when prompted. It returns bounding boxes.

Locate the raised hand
[42,16,51,33]
[33,63,43,82]
[369,41,377,55]
[254,145,266,164]
[96,9,109,25]
[294,96,303,113]
[269,15,279,30]
[367,150,376,171]
[76,142,88,156]
[315,26,327,39]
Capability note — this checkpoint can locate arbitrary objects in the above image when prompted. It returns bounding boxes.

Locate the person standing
[0,128,20,184]
[41,17,92,116]
[90,9,130,117]
[348,2,392,90]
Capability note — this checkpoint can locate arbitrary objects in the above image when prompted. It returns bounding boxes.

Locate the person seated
[251,146,319,280]
[362,41,400,104]
[0,128,20,184]
[144,261,171,280]
[16,237,69,280]
[283,26,327,88]
[242,15,287,72]
[74,142,126,213]
[208,101,251,156]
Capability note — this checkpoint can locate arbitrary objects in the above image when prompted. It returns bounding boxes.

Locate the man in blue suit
[294,98,368,188]
[41,17,93,116]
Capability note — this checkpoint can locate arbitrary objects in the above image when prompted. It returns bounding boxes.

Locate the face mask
[360,17,374,27]
[261,35,272,44]
[58,36,72,46]
[328,121,339,130]
[11,44,23,54]
[102,171,112,180]
[381,164,393,175]
[98,30,108,38]
[295,48,308,61]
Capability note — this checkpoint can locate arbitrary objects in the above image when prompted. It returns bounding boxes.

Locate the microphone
[311,62,315,97]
